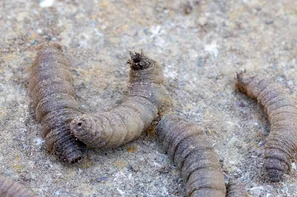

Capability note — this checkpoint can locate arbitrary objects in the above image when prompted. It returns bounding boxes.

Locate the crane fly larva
[155,114,226,197]
[70,51,168,149]
[236,71,297,181]
[226,179,249,197]
[0,175,37,197]
[29,43,85,164]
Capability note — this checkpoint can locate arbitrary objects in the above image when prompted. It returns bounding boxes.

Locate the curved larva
[236,71,297,181]
[226,180,249,197]
[0,175,37,197]
[70,51,168,149]
[29,43,85,164]
[155,114,226,197]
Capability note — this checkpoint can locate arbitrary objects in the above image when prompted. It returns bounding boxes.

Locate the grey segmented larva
[226,180,249,197]
[70,51,168,149]
[0,175,37,197]
[155,114,226,197]
[29,43,85,164]
[236,71,297,182]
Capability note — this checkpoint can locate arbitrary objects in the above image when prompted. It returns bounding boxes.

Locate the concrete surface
[1,0,297,196]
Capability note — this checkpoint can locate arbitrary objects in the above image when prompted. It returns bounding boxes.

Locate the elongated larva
[236,71,297,182]
[155,114,226,197]
[0,175,37,197]
[226,180,249,197]
[70,51,168,149]
[29,43,85,164]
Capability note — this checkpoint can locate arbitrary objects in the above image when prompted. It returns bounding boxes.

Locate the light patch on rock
[204,41,219,57]
[39,0,55,8]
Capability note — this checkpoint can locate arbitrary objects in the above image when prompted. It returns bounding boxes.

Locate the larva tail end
[264,157,288,182]
[31,42,65,69]
[266,169,283,182]
[227,179,249,197]
[65,149,84,164]
[70,116,106,148]
[70,116,92,138]
[128,50,153,70]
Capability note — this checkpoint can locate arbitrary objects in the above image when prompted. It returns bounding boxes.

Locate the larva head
[235,71,255,93]
[128,51,164,84]
[37,42,63,53]
[128,50,152,70]
[70,115,106,148]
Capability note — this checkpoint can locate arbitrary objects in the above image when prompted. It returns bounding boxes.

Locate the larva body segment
[0,175,37,197]
[226,180,249,197]
[236,71,297,181]
[29,63,72,91]
[70,51,167,149]
[155,114,226,197]
[30,79,75,110]
[29,43,85,164]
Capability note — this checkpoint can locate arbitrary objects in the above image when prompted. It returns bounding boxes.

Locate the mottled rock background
[1,0,297,196]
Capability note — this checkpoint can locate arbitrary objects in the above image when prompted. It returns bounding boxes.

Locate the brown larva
[29,43,85,164]
[236,71,297,182]
[226,180,249,197]
[70,51,168,149]
[0,175,37,197]
[155,114,226,197]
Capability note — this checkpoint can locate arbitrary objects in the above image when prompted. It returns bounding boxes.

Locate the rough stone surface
[1,0,297,196]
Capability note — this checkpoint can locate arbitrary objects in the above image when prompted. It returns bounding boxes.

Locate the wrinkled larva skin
[226,180,249,197]
[29,43,85,164]
[236,71,297,182]
[155,114,226,197]
[0,175,37,197]
[70,51,168,149]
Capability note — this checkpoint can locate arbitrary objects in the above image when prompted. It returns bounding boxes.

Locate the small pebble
[96,176,108,183]
[197,16,208,26]
[129,163,140,172]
